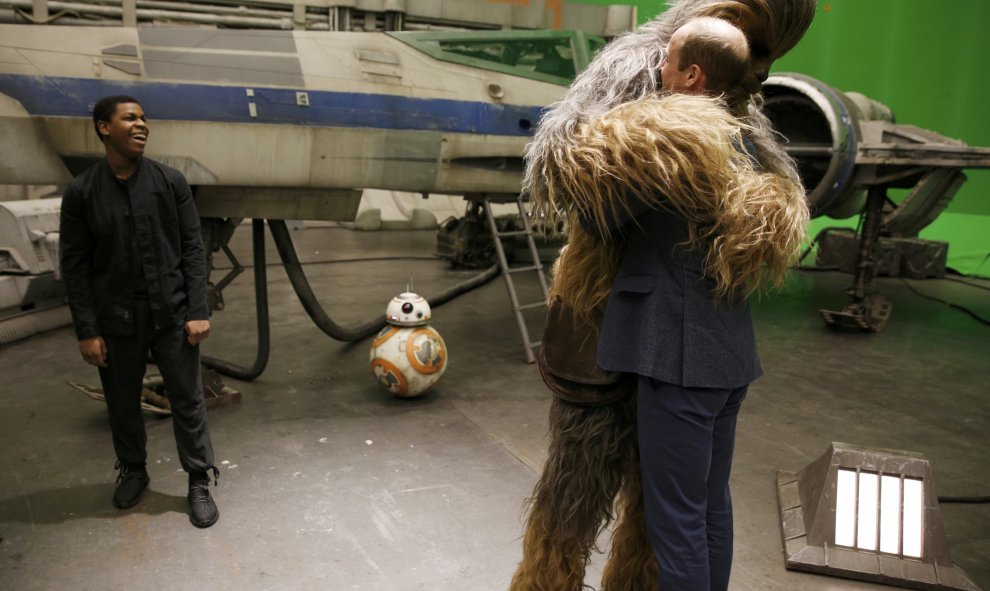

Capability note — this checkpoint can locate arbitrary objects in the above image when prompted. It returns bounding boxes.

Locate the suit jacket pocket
[612,273,656,294]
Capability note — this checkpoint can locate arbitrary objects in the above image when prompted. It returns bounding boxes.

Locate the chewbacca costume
[510,2,817,590]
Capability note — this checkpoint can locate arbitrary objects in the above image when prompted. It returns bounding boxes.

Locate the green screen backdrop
[578,0,990,274]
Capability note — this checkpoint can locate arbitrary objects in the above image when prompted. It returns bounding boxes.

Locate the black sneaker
[188,479,219,528]
[112,463,150,509]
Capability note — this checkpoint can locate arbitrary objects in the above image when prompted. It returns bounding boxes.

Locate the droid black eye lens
[402,302,413,314]
[416,311,423,318]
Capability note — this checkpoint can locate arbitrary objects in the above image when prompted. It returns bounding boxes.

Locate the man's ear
[685,64,707,93]
[97,120,111,138]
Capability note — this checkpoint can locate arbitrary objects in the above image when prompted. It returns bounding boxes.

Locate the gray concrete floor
[0,224,987,591]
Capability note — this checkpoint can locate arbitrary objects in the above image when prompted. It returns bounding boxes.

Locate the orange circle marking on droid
[372,326,400,348]
[406,328,447,374]
[371,358,408,395]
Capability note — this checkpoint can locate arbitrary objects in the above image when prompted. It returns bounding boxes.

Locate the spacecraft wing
[0,24,591,219]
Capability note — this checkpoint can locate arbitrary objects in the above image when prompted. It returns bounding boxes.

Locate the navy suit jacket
[594,206,762,389]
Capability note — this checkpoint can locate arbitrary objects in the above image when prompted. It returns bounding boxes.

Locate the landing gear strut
[819,186,893,332]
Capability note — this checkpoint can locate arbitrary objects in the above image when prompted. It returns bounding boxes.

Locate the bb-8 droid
[370,292,447,397]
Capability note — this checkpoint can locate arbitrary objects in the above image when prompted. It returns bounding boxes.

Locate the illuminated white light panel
[879,475,901,554]
[834,469,925,559]
[835,469,857,547]
[903,478,924,558]
[857,472,879,551]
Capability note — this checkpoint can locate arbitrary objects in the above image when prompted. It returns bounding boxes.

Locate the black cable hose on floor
[268,218,500,343]
[900,278,990,327]
[201,219,271,380]
[944,274,990,292]
[210,254,439,271]
[937,496,990,504]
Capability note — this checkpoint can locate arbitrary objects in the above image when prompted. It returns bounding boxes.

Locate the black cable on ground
[268,219,501,343]
[269,219,396,341]
[425,263,500,308]
[211,255,439,271]
[937,496,990,504]
[943,275,990,292]
[202,219,271,380]
[900,278,990,327]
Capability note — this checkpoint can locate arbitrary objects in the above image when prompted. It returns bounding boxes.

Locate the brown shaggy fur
[510,395,638,591]
[547,223,623,317]
[512,1,816,589]
[599,446,658,591]
[544,94,808,322]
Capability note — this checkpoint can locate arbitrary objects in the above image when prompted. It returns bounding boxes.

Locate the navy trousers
[97,298,215,475]
[637,376,748,591]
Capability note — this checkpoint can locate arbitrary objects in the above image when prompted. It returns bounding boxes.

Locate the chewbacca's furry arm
[542,94,808,302]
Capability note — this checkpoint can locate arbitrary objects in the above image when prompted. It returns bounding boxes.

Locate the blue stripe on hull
[0,74,544,136]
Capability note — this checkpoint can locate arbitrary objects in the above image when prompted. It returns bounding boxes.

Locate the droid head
[385,292,431,326]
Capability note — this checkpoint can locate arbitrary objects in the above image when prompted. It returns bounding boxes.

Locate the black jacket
[586,135,764,389]
[595,207,762,389]
[59,157,209,340]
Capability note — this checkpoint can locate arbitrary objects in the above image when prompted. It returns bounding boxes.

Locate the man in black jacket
[60,95,220,528]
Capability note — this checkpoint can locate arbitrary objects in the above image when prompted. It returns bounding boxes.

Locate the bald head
[661,16,750,95]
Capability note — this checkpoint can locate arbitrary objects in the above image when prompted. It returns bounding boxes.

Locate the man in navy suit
[592,19,804,591]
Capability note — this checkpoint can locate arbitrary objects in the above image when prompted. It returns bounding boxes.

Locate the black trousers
[97,298,215,474]
[637,376,748,591]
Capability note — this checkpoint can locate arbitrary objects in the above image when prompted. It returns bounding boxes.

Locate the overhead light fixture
[776,442,981,591]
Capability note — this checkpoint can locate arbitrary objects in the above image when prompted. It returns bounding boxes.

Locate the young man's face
[98,102,149,158]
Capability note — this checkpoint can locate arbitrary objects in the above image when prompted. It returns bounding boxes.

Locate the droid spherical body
[370,293,447,397]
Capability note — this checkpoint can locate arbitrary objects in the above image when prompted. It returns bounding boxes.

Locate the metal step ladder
[481,196,550,363]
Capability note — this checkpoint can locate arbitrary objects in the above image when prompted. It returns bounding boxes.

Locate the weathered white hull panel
[0,24,564,216]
